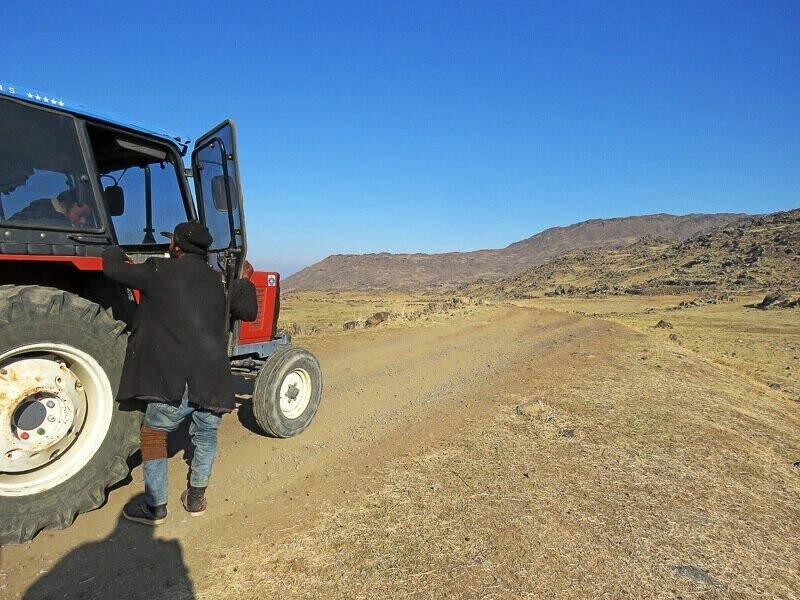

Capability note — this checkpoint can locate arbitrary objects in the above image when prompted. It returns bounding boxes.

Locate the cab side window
[0,98,97,230]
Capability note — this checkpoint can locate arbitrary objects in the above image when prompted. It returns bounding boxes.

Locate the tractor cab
[0,85,271,350]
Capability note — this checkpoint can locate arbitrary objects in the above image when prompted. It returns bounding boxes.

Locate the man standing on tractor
[102,220,257,525]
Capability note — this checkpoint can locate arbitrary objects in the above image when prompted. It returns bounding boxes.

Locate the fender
[0,255,103,271]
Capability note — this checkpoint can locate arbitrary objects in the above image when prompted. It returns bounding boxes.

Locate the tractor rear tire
[252,347,322,438]
[0,286,141,545]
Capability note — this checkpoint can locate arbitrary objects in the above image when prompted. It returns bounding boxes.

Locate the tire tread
[0,285,141,545]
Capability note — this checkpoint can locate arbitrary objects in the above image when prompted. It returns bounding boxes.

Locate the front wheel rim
[0,343,113,496]
[279,368,313,419]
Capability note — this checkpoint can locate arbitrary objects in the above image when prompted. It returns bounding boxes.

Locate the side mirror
[211,175,237,212]
[104,185,124,216]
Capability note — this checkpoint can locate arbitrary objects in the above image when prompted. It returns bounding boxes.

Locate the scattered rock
[654,320,673,329]
[546,284,579,297]
[364,312,392,327]
[769,383,781,390]
[343,320,361,331]
[668,333,680,344]
[672,565,718,586]
[515,402,541,417]
[757,292,788,308]
[755,292,800,310]
[559,428,576,438]
[678,293,734,309]
[283,322,302,335]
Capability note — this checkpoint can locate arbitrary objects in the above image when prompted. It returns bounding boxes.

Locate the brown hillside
[464,208,800,298]
[284,213,748,291]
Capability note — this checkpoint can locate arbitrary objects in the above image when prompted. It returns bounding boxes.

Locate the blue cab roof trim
[0,82,188,152]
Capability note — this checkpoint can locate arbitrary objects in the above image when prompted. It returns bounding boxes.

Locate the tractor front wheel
[0,286,140,545]
[252,347,322,438]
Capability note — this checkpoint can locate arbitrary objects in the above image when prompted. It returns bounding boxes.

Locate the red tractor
[0,83,323,544]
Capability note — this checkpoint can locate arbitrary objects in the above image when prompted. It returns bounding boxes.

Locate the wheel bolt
[75,382,83,391]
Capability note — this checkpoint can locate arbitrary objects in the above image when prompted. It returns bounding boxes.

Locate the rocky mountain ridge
[461,209,799,299]
[284,213,748,291]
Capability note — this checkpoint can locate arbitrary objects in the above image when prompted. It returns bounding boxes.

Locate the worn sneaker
[123,499,167,525]
[180,489,207,516]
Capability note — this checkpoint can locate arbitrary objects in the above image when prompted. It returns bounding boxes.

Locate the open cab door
[191,120,247,346]
[191,120,246,262]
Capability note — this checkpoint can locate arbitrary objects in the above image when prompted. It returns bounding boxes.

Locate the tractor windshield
[0,98,99,230]
[86,124,189,247]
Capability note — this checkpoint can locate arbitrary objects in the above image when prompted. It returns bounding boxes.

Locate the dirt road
[1,305,573,596]
[2,304,798,598]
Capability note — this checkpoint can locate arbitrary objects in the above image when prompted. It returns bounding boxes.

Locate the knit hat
[170,221,213,254]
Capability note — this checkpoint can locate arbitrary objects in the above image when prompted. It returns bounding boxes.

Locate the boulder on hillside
[755,293,800,310]
[364,312,392,327]
[546,284,578,296]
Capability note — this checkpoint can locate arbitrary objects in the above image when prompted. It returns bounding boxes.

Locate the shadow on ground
[233,374,266,436]
[21,510,194,599]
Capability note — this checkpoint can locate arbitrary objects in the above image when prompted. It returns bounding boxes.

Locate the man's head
[56,189,92,226]
[169,221,213,256]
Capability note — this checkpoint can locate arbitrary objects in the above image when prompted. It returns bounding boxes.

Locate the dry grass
[520,291,800,400]
[279,291,485,337]
[201,302,800,599]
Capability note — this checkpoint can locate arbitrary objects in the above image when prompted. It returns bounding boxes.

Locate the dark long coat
[102,246,256,412]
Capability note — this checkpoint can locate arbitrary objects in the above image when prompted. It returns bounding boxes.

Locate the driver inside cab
[9,188,93,227]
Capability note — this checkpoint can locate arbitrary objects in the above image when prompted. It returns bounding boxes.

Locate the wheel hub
[1,358,86,473]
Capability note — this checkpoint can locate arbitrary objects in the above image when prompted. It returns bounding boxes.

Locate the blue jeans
[141,395,222,507]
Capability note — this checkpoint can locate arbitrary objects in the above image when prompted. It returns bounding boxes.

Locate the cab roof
[0,81,188,153]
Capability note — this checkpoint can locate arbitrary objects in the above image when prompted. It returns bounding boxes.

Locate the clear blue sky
[4,1,799,275]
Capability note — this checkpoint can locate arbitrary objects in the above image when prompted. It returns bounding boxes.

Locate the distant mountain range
[461,209,800,298]
[283,213,750,291]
